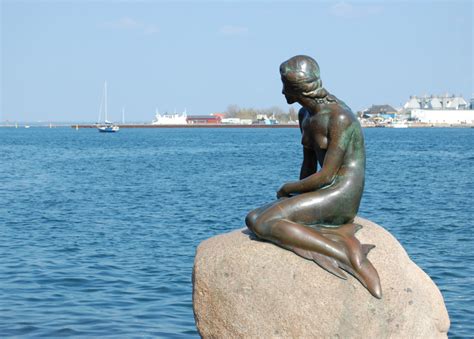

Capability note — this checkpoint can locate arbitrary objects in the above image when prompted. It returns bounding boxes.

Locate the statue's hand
[276,184,291,199]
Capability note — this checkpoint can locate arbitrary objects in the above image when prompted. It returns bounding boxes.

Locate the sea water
[0,127,472,337]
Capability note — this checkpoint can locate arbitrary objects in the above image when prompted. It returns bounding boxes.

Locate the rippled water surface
[0,127,472,337]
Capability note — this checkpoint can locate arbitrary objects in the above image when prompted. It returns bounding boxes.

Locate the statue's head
[280,55,327,104]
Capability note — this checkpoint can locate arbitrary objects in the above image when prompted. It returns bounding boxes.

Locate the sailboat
[97,81,119,133]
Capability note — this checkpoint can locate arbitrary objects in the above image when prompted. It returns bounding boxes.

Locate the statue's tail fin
[293,247,347,279]
[294,223,382,299]
[340,258,382,299]
[361,244,376,256]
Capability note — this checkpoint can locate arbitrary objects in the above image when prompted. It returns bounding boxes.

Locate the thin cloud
[102,17,159,35]
[219,25,249,36]
[144,24,159,35]
[117,17,141,29]
[103,17,140,29]
[330,2,383,18]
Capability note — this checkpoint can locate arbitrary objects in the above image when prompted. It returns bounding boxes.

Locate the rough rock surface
[193,217,450,338]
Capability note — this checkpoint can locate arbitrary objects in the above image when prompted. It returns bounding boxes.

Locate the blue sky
[1,0,472,122]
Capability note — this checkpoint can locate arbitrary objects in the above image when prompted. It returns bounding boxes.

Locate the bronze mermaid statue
[245,55,382,298]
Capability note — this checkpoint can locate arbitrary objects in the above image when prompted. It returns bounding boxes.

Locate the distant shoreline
[0,123,473,129]
[76,123,472,129]
[70,124,300,129]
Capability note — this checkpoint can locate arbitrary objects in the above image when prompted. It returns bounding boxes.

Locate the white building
[221,118,252,125]
[403,94,474,124]
[404,94,469,110]
[411,109,474,124]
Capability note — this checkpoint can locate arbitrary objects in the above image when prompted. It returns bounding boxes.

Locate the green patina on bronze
[246,55,381,298]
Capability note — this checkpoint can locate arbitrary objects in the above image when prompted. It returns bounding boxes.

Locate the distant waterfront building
[411,108,474,124]
[221,118,241,124]
[362,105,397,119]
[403,94,474,124]
[404,94,468,111]
[255,114,279,125]
[186,115,222,124]
[221,118,252,125]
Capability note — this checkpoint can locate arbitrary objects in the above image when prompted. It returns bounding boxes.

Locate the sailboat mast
[104,81,108,122]
[98,98,102,123]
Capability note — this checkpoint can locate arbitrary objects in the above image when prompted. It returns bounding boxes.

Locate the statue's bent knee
[245,210,259,232]
[245,210,270,239]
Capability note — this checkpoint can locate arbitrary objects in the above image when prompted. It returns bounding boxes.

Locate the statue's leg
[246,192,352,265]
[245,197,289,231]
[247,187,355,233]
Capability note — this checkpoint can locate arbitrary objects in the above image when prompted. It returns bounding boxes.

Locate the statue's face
[282,81,298,104]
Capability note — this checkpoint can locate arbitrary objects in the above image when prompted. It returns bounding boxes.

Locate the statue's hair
[280,55,327,99]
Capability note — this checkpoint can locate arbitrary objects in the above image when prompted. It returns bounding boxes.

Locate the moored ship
[152,109,188,125]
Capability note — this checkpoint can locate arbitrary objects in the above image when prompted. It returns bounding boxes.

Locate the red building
[186,115,222,124]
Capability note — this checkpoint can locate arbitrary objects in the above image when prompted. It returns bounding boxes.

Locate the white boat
[97,81,119,133]
[98,122,119,133]
[152,109,188,125]
[390,120,409,128]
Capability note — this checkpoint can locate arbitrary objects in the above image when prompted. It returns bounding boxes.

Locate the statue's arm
[300,147,317,180]
[298,107,317,180]
[277,115,353,198]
